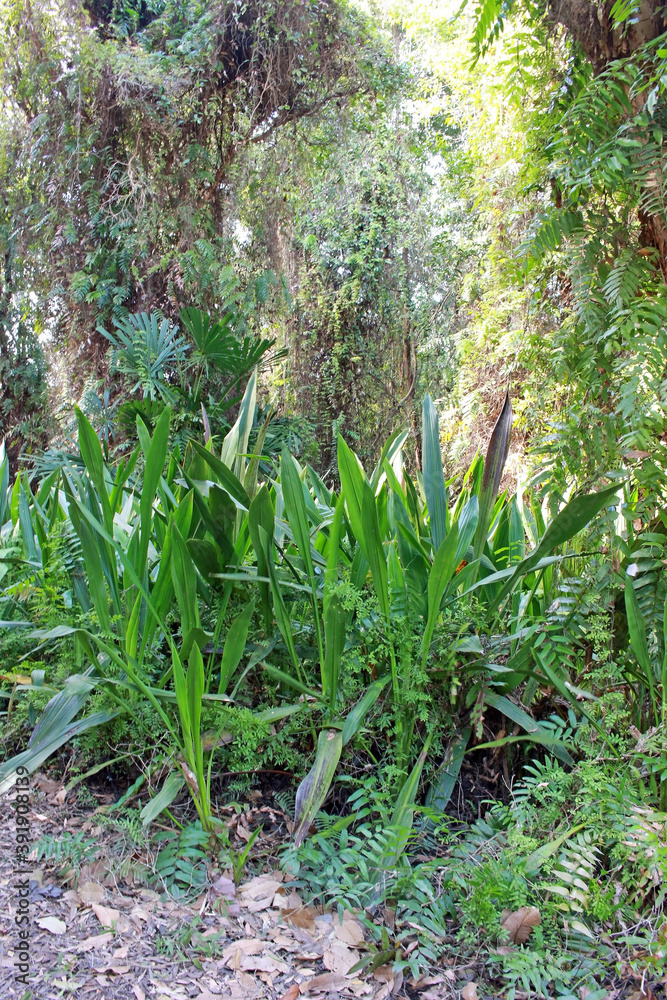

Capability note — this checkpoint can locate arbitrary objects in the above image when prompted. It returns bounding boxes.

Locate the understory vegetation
[2,0,667,996]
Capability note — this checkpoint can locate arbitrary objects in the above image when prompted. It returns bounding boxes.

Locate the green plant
[151,822,210,899]
[33,831,98,870]
[230,826,261,887]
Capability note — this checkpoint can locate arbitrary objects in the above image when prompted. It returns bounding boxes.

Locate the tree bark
[547,0,667,272]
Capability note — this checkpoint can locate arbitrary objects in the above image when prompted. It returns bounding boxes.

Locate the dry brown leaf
[323,940,360,976]
[79,880,106,905]
[133,985,146,1000]
[279,986,300,1000]
[461,982,479,1000]
[235,971,257,991]
[78,932,114,952]
[299,972,348,993]
[222,938,265,969]
[239,875,283,900]
[92,903,120,928]
[210,874,237,899]
[241,952,289,974]
[34,773,61,795]
[274,889,303,910]
[36,916,66,935]
[501,905,541,945]
[94,964,131,975]
[238,876,283,912]
[283,906,317,934]
[333,913,365,947]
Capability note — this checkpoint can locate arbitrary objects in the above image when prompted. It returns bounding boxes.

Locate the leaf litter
[1,778,454,1000]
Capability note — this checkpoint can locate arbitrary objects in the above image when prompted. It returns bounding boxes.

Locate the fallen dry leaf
[501,905,541,945]
[92,903,121,928]
[333,912,365,947]
[210,874,237,899]
[222,938,265,970]
[279,986,300,1000]
[283,906,317,934]
[133,986,146,1000]
[461,982,478,1000]
[241,952,290,975]
[323,940,360,976]
[235,971,257,991]
[94,964,131,975]
[78,932,114,952]
[300,972,348,993]
[36,916,66,935]
[79,880,106,905]
[239,875,283,900]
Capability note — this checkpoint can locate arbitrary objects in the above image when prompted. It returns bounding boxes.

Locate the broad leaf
[293,729,343,846]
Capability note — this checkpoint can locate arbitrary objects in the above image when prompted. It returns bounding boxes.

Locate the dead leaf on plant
[501,905,541,944]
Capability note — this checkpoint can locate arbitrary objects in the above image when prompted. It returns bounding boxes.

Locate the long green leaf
[187,643,205,767]
[420,526,459,669]
[491,484,619,610]
[141,773,185,827]
[341,676,390,745]
[323,592,345,709]
[258,526,300,673]
[625,575,656,712]
[75,407,113,533]
[170,521,200,639]
[337,436,367,551]
[474,389,512,561]
[361,480,389,621]
[422,394,447,552]
[191,440,251,510]
[248,486,275,630]
[219,600,255,695]
[137,406,171,576]
[425,727,470,815]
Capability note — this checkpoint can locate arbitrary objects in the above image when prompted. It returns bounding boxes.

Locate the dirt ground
[0,775,459,1000]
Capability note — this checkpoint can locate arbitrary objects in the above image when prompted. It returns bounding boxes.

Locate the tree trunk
[547,0,667,272]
